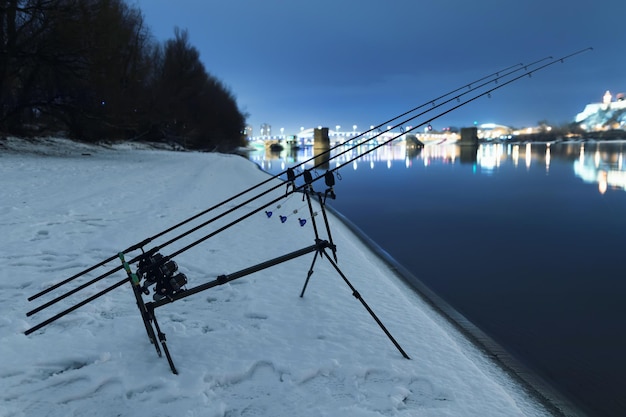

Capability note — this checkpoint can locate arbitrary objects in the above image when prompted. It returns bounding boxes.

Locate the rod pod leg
[132,285,161,357]
[119,252,161,357]
[147,303,178,374]
[300,249,321,298]
[322,248,410,360]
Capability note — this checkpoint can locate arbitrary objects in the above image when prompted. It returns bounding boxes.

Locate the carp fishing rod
[147,48,593,260]
[24,50,583,316]
[24,57,541,320]
[25,60,532,304]
[24,48,592,338]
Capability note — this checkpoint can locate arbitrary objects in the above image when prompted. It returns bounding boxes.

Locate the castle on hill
[575,90,626,131]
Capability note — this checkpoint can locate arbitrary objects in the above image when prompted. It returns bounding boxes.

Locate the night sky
[133,0,624,136]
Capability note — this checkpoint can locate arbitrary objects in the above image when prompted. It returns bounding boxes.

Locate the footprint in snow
[31,229,49,241]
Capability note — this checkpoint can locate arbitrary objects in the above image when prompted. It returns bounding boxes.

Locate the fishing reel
[137,251,187,301]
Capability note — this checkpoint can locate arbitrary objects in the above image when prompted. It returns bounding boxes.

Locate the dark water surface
[249,141,626,417]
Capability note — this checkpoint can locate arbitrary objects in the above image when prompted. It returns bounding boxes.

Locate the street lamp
[336,125,341,136]
[353,125,357,135]
[280,127,284,138]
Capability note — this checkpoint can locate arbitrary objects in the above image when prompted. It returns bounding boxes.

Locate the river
[249,140,626,417]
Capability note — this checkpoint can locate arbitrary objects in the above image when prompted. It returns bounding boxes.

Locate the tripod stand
[124,169,409,374]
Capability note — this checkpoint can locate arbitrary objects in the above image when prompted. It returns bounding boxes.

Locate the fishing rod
[24,48,591,336]
[25,59,540,318]
[124,48,593,264]
[26,61,530,303]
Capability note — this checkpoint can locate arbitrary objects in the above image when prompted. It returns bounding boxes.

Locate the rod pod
[138,180,408,373]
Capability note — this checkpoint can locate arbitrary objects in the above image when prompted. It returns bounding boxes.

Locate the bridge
[249,127,457,147]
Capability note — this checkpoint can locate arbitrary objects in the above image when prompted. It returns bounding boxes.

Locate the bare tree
[150,28,246,150]
[1,0,246,151]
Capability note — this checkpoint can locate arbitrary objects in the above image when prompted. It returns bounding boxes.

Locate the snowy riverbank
[1,138,565,416]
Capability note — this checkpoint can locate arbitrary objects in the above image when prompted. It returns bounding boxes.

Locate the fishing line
[279,206,317,226]
[25,49,591,330]
[264,187,299,219]
[26,61,529,302]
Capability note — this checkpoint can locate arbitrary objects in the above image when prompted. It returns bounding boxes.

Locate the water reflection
[249,140,626,194]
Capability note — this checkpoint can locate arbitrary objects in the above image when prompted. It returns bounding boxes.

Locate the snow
[1,137,555,416]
